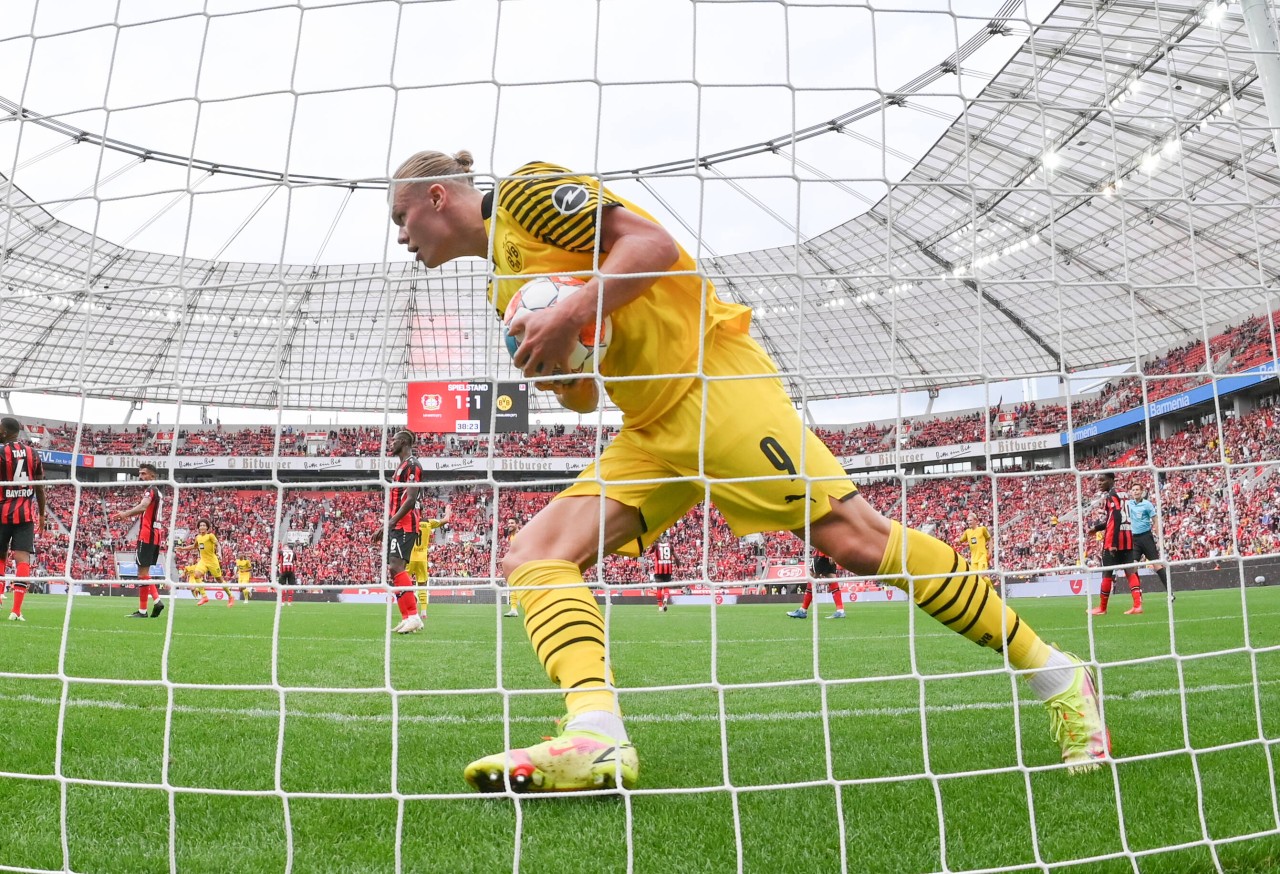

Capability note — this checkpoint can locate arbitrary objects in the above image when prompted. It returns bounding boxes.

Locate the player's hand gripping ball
[502,276,612,373]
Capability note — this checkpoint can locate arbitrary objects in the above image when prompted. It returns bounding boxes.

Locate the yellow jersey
[485,162,752,429]
[963,526,991,561]
[413,518,446,574]
[196,532,220,567]
[236,558,252,580]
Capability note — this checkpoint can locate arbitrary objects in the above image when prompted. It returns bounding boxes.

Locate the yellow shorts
[559,328,857,557]
[238,574,251,585]
[970,555,989,572]
[185,560,223,581]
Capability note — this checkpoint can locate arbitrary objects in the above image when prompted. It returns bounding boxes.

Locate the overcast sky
[0,0,1076,428]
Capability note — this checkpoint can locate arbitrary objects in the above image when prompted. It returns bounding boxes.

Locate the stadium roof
[1,0,1277,413]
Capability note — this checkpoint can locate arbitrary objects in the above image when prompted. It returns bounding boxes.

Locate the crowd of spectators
[900,412,989,449]
[18,391,1280,587]
[29,310,1280,467]
[16,307,1280,588]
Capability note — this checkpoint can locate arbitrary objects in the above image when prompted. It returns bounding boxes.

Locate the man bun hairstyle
[393,150,476,189]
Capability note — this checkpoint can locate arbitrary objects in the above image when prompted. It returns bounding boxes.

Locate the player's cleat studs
[151,601,165,619]
[464,728,638,794]
[510,763,540,792]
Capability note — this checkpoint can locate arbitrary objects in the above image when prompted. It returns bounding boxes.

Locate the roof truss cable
[902,101,956,122]
[775,150,878,208]
[120,170,215,248]
[634,177,719,259]
[312,186,354,265]
[5,157,145,252]
[211,186,280,262]
[49,157,145,217]
[702,162,802,243]
[837,128,916,164]
[13,139,77,173]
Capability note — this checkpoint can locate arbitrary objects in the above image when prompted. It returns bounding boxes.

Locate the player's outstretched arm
[111,490,151,522]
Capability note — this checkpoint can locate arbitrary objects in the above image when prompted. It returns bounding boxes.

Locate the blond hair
[392,150,476,191]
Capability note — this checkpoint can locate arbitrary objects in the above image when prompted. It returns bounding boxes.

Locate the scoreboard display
[407,381,529,434]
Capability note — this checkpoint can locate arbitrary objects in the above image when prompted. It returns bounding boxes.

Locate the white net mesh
[1,1,1279,872]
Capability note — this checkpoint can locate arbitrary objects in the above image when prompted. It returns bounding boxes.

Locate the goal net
[1,1,1278,871]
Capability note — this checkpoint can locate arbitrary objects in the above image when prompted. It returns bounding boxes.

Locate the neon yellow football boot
[1045,653,1110,774]
[464,727,639,793]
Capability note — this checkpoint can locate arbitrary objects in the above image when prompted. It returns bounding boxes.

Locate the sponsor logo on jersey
[551,183,589,215]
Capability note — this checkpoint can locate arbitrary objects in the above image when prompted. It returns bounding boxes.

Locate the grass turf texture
[1,587,1278,873]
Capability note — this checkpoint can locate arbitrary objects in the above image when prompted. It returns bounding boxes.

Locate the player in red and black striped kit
[787,548,846,619]
[278,544,297,605]
[370,430,425,634]
[652,538,674,613]
[0,417,47,622]
[1088,471,1143,616]
[110,463,166,619]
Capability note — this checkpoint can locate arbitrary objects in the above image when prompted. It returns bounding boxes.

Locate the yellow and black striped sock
[509,559,617,718]
[878,521,1051,672]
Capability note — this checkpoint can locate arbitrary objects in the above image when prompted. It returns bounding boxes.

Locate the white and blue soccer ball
[502,275,612,373]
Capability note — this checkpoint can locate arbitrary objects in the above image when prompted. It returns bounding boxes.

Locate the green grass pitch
[2,587,1279,873]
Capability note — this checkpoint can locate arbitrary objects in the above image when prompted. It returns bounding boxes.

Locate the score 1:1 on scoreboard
[407,381,529,434]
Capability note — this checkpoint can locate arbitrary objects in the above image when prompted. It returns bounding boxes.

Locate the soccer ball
[502,275,612,373]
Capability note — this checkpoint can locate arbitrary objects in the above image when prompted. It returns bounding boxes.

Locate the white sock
[564,710,629,744]
[1026,649,1078,700]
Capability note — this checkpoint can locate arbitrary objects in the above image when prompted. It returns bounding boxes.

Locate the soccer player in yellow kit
[406,504,451,619]
[184,519,233,607]
[961,513,997,590]
[390,151,1108,792]
[235,556,253,601]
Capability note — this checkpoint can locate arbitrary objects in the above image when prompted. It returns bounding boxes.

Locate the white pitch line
[0,678,1275,727]
[15,608,1280,648]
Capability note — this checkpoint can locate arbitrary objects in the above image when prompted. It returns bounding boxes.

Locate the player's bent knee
[806,495,893,575]
[502,535,592,578]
